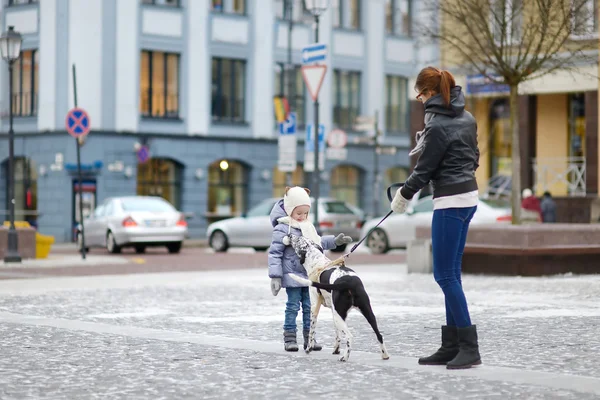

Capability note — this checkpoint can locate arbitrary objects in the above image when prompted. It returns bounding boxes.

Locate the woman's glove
[334,233,352,246]
[270,278,282,296]
[391,188,410,214]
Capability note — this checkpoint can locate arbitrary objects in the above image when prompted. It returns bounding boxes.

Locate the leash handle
[345,182,405,257]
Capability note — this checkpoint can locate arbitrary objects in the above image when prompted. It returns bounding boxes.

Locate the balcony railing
[532,157,586,197]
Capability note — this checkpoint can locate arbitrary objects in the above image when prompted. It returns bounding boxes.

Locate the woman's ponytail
[439,70,456,107]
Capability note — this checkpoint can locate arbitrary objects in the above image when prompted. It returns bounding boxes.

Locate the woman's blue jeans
[283,287,310,331]
[431,206,477,328]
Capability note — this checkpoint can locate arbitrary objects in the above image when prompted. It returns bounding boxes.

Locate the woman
[391,66,481,369]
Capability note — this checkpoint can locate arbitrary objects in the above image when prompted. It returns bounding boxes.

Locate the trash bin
[35,233,55,259]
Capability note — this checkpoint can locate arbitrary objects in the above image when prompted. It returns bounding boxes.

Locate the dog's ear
[284,186,292,195]
[303,187,311,195]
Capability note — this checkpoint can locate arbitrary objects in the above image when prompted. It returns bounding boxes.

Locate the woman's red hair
[415,66,456,107]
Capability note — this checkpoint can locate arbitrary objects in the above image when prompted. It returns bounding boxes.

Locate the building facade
[0,0,434,242]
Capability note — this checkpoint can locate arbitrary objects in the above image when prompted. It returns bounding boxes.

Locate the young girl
[267,186,352,351]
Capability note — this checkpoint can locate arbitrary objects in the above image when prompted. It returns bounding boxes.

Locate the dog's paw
[306,347,313,354]
[339,350,350,362]
[332,347,340,355]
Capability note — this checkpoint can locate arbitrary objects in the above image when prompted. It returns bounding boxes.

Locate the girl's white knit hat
[283,186,311,216]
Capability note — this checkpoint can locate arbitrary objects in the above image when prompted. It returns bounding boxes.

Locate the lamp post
[1,26,22,263]
[303,0,329,228]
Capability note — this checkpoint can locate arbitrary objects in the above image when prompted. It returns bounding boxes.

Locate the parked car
[76,196,188,254]
[361,194,511,254]
[207,197,364,253]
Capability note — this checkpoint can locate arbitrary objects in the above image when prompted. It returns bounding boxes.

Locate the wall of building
[535,94,569,196]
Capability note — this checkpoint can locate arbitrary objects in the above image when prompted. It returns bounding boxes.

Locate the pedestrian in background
[390,66,481,369]
[267,186,352,352]
[540,191,557,223]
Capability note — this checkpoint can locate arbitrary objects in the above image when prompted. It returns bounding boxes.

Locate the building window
[2,157,37,226]
[491,0,523,44]
[568,93,586,158]
[141,0,179,6]
[330,165,361,207]
[212,0,245,14]
[489,98,512,177]
[572,0,598,36]
[8,0,38,5]
[11,50,38,117]
[208,160,248,218]
[139,51,180,119]
[332,0,361,30]
[274,63,306,127]
[333,70,361,130]
[136,158,183,209]
[275,0,310,21]
[212,58,246,122]
[272,165,306,197]
[386,75,408,133]
[385,0,411,36]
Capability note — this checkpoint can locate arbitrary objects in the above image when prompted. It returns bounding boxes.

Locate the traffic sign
[137,145,150,164]
[304,123,325,172]
[65,107,91,138]
[302,43,327,64]
[278,112,297,172]
[327,129,347,149]
[326,148,347,160]
[302,65,327,102]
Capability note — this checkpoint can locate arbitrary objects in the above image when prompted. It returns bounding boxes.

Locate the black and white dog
[286,234,389,362]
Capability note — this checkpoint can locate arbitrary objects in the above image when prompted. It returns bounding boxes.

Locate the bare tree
[418,0,597,224]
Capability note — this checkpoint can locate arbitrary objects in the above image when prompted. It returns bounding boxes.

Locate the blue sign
[279,112,297,135]
[65,107,91,138]
[465,74,510,96]
[305,124,325,153]
[137,145,150,164]
[302,43,327,64]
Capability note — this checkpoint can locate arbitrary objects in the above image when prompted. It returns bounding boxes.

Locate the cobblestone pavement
[0,264,599,399]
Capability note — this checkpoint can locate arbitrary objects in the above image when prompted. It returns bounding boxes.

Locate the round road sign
[327,129,347,149]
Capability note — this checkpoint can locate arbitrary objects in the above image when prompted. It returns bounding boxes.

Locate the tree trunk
[509,84,522,225]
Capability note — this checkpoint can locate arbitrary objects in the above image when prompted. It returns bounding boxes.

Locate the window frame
[275,0,311,22]
[332,0,361,30]
[274,62,307,128]
[140,0,180,7]
[211,57,247,123]
[571,0,599,39]
[140,50,181,119]
[385,0,412,37]
[11,49,38,117]
[211,0,246,15]
[333,69,361,131]
[385,75,409,134]
[8,0,38,6]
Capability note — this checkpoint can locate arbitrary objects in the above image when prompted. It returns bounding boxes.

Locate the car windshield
[323,201,354,214]
[120,197,176,212]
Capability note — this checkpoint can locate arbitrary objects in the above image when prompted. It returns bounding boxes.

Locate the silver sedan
[207,197,365,253]
[77,196,188,254]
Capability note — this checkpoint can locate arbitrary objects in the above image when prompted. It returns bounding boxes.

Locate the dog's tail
[288,273,353,291]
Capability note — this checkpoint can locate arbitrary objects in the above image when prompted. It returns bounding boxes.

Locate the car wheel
[77,232,89,253]
[253,247,268,252]
[167,241,182,254]
[210,230,229,252]
[106,231,122,254]
[135,245,146,254]
[367,228,389,254]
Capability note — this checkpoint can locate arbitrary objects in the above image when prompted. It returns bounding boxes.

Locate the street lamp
[303,0,329,228]
[0,26,23,263]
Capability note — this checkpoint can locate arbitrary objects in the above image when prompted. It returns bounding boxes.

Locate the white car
[77,196,188,254]
[361,195,511,254]
[207,197,365,253]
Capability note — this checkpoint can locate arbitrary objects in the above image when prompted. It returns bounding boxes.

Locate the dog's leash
[341,182,405,259]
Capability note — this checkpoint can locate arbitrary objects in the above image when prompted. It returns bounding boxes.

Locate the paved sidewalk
[0,264,599,398]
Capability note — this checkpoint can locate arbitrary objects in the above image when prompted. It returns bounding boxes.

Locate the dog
[286,234,389,362]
